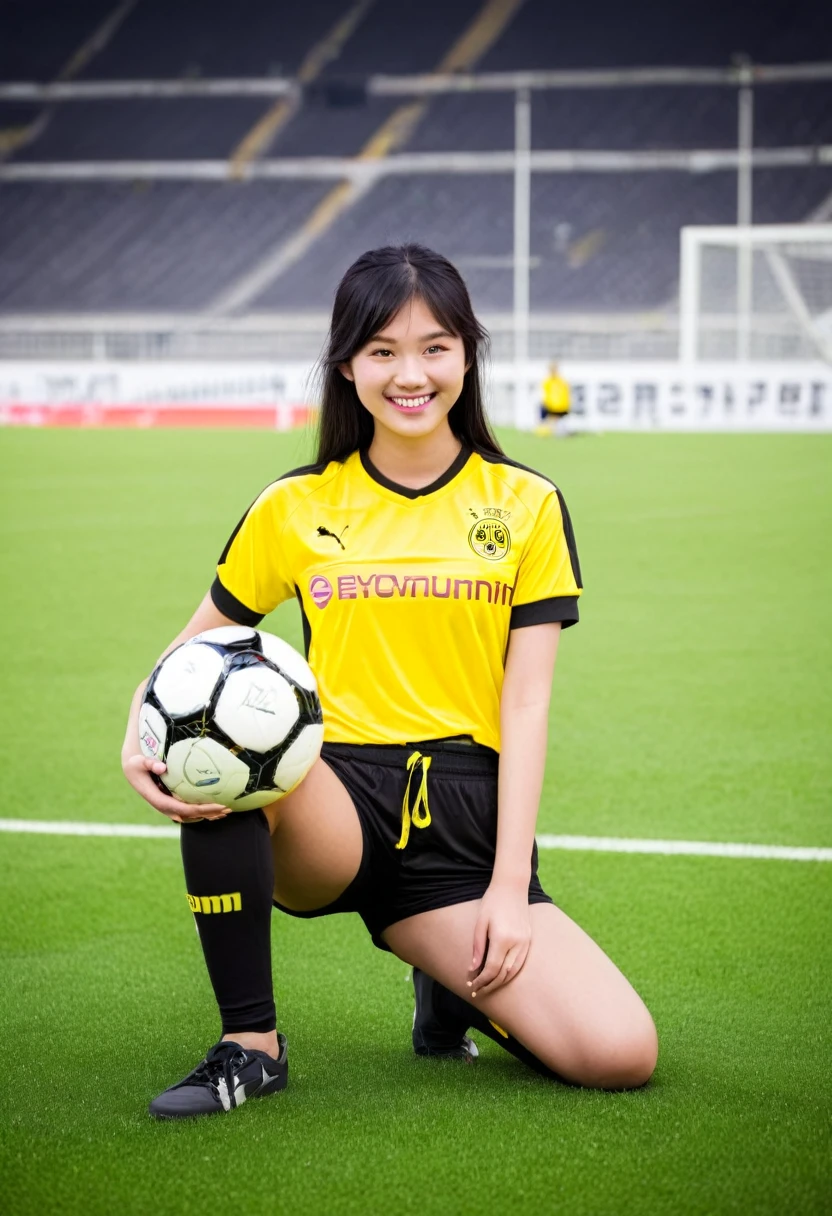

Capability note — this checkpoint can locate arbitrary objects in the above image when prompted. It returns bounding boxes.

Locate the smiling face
[340,296,467,443]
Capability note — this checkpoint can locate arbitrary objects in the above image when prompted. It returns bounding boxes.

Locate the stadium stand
[0,181,331,310]
[0,0,116,80]
[476,0,832,69]
[11,99,271,160]
[255,168,832,314]
[1,0,831,317]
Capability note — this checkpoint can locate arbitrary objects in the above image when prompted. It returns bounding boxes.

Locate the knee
[578,1012,658,1090]
[541,1009,658,1091]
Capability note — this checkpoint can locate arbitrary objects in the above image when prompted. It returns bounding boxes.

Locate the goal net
[679,224,832,364]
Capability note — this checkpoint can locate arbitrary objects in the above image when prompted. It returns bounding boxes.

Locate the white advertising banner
[0,359,830,431]
[0,360,312,405]
[0,361,314,428]
[499,361,832,431]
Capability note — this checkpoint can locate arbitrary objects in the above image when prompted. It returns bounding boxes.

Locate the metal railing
[3,60,832,102]
[0,312,683,362]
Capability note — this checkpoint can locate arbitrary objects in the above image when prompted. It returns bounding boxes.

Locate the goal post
[679,224,832,364]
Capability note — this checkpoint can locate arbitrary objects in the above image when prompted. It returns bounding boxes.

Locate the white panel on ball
[138,702,167,760]
[163,737,250,805]
[193,626,257,647]
[258,631,318,692]
[274,724,324,792]
[154,643,224,717]
[214,665,299,753]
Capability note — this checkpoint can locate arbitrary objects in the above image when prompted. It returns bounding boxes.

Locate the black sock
[180,811,276,1036]
[434,981,561,1081]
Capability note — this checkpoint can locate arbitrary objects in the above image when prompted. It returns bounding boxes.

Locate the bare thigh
[264,757,363,911]
[384,900,658,1090]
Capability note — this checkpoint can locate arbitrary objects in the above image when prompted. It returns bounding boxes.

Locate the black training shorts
[273,738,553,950]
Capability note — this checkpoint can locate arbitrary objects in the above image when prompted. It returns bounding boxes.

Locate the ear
[338,363,355,383]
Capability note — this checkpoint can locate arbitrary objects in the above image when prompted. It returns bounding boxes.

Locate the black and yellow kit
[277,738,554,948]
[541,374,571,418]
[212,445,582,754]
[211,445,582,944]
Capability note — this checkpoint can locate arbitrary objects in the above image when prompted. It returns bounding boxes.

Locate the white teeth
[390,394,433,408]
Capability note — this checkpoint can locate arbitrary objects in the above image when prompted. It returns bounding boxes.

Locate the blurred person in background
[537,362,571,437]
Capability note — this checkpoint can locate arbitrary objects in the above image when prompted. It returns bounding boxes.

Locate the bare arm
[121,591,243,822]
[495,621,561,885]
[468,621,561,996]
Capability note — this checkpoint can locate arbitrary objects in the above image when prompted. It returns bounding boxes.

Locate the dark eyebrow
[367,329,453,345]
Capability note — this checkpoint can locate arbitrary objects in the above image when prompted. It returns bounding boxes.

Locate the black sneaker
[412,968,478,1061]
[148,1036,288,1119]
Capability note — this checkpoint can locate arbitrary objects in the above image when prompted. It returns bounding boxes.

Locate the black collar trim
[360,445,472,499]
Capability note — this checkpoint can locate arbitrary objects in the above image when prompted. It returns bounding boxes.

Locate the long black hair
[315,244,503,464]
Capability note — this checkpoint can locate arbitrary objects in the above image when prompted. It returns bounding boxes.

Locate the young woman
[122,245,657,1118]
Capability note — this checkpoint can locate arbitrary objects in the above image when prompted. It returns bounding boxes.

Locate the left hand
[467,882,532,999]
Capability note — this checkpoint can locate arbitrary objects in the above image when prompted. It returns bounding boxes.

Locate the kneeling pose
[122,244,658,1117]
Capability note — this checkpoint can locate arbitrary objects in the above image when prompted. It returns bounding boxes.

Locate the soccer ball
[137,626,324,810]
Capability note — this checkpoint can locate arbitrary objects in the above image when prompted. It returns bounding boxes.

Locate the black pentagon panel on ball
[294,684,324,726]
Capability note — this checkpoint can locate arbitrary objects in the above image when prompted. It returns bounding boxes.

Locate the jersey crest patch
[468,518,511,561]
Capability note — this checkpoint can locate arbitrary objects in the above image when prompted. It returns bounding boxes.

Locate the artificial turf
[1,428,830,1214]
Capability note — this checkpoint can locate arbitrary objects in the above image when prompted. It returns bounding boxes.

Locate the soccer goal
[679,224,832,364]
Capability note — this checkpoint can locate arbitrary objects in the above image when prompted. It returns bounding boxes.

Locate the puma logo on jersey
[317,525,349,550]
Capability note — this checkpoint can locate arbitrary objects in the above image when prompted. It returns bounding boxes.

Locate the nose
[393,355,428,390]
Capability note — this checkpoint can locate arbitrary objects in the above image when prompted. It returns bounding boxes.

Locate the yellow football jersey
[212,446,582,752]
[541,375,571,416]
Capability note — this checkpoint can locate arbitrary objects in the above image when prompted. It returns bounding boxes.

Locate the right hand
[122,753,229,823]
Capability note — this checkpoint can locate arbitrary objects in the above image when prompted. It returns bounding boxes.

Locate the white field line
[536,834,832,862]
[0,818,179,839]
[0,818,830,861]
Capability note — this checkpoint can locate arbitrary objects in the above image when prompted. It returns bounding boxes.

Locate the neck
[367,423,463,490]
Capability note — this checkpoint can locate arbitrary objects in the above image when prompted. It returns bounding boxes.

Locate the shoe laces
[177,1041,248,1093]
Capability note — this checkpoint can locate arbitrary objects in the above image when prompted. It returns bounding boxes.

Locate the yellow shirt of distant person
[541,367,571,417]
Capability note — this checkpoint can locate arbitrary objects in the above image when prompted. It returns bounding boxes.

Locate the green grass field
[1,428,830,1215]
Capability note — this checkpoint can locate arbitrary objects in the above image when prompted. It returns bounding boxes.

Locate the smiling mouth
[385,392,437,411]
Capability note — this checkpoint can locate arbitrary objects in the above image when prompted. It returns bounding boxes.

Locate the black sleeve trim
[554,488,583,590]
[295,586,312,658]
[510,596,579,629]
[218,505,254,565]
[278,460,331,482]
[475,449,583,590]
[210,576,264,627]
[217,465,330,565]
